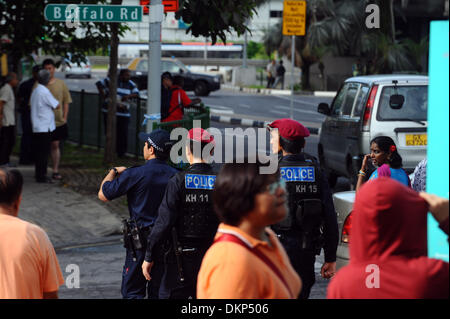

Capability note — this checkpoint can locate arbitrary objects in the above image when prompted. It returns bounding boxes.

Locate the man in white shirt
[30,69,60,183]
[0,72,19,166]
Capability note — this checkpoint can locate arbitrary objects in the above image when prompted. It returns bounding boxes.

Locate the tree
[0,0,128,77]
[175,0,268,44]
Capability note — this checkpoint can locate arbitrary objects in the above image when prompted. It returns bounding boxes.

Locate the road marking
[210,108,234,115]
[273,105,319,116]
[239,104,251,108]
[270,109,287,115]
[274,95,320,106]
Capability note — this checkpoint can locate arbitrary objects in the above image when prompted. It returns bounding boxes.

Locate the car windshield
[377,85,428,121]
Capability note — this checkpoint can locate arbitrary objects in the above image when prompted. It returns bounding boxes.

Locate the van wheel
[194,81,209,96]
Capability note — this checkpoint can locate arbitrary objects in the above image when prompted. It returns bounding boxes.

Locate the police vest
[176,164,219,241]
[273,156,323,247]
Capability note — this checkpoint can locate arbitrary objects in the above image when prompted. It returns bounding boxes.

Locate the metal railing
[67,90,210,158]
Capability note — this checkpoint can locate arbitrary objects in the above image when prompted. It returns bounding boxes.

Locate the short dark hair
[42,58,56,67]
[370,136,403,169]
[187,140,213,159]
[279,136,305,154]
[145,141,171,161]
[119,68,130,77]
[0,168,24,207]
[173,75,184,87]
[213,161,279,226]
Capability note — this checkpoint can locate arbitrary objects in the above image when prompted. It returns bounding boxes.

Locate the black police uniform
[145,163,220,299]
[272,153,339,299]
[102,159,178,299]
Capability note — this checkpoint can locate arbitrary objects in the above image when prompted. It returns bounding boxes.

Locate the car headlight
[213,77,220,83]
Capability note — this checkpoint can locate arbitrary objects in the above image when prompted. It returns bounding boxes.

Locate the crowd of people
[0,59,72,183]
[0,64,448,299]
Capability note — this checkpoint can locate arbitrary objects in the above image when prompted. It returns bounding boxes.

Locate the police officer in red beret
[142,128,220,299]
[268,118,339,299]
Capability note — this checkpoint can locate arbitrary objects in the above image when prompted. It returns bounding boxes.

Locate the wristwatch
[111,167,119,177]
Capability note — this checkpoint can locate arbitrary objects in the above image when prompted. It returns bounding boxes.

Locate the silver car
[63,54,92,79]
[317,75,428,187]
[333,191,355,270]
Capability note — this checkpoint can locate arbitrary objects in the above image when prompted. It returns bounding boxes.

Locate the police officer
[142,128,219,299]
[268,118,339,299]
[98,129,177,299]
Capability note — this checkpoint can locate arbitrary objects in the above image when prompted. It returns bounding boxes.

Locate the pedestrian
[356,136,410,192]
[411,157,427,192]
[142,128,219,299]
[160,72,173,122]
[96,69,139,157]
[266,59,277,88]
[42,59,72,180]
[17,65,40,165]
[197,161,302,299]
[272,60,286,89]
[352,59,363,77]
[0,168,64,298]
[267,118,339,299]
[162,75,201,123]
[0,72,19,167]
[327,178,449,299]
[98,129,177,299]
[30,69,60,183]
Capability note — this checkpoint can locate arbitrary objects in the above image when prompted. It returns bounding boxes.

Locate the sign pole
[147,0,164,132]
[290,35,295,119]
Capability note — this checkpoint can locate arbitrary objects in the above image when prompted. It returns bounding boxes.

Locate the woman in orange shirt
[162,76,200,123]
[197,161,302,299]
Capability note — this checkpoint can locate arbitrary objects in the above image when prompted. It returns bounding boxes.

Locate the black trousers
[0,125,16,165]
[277,232,316,299]
[32,132,52,181]
[19,110,34,163]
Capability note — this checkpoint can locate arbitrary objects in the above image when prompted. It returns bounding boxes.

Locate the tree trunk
[301,63,312,91]
[104,0,122,165]
[378,0,395,42]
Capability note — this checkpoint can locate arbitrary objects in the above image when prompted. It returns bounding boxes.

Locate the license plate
[405,134,427,146]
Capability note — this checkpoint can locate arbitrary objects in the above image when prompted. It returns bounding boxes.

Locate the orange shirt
[197,223,301,299]
[0,214,64,299]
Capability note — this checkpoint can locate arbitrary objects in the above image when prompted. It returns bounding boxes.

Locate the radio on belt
[185,174,216,190]
[280,167,315,182]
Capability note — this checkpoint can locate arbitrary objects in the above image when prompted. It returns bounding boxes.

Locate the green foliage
[247,41,269,60]
[175,0,267,44]
[0,0,129,73]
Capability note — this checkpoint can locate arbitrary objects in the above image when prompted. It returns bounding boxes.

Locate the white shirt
[30,84,59,133]
[0,83,15,126]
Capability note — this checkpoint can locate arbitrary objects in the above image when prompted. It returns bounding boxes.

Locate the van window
[341,83,359,116]
[377,85,428,121]
[352,85,369,117]
[331,84,348,116]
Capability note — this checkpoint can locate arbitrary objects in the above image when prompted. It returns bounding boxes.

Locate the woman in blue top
[356,136,410,192]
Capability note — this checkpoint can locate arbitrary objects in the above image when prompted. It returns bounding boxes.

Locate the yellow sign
[283,0,306,36]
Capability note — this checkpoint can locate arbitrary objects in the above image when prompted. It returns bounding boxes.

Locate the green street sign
[44,4,143,23]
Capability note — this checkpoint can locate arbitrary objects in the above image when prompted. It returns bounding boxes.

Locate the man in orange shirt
[0,168,64,299]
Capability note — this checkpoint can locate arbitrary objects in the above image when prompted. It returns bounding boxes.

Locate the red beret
[268,118,310,140]
[187,128,215,145]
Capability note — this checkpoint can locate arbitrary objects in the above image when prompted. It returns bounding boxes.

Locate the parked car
[126,57,221,96]
[317,74,428,188]
[333,190,355,270]
[62,53,92,79]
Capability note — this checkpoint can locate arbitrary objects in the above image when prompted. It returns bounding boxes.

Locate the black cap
[138,129,171,152]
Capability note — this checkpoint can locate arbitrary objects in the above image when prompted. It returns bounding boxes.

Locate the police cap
[138,129,172,152]
[267,118,310,140]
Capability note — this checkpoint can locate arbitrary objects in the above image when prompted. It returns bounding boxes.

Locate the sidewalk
[13,159,124,298]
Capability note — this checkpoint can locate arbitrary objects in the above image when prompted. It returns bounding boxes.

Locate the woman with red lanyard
[162,76,201,123]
